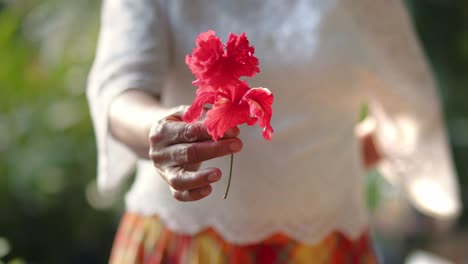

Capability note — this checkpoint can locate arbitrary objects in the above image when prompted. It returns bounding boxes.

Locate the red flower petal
[225,32,260,79]
[185,31,260,89]
[182,86,217,123]
[184,31,274,141]
[205,98,251,141]
[185,30,224,83]
[242,87,274,140]
[219,80,250,103]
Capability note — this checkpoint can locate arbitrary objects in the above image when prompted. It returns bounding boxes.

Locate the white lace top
[87,0,461,244]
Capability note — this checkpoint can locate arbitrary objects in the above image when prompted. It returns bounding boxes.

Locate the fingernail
[201,187,211,196]
[229,140,242,151]
[208,172,220,182]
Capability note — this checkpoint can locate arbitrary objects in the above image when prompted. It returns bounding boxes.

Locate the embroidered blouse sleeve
[86,0,168,193]
[358,0,461,219]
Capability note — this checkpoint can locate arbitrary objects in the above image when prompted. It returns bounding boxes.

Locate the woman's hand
[355,117,382,169]
[149,108,243,201]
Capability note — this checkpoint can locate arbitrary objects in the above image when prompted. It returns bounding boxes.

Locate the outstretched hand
[149,107,243,201]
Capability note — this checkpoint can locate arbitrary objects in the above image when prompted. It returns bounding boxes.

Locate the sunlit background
[0,0,467,263]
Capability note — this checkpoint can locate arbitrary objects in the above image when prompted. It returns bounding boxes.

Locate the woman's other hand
[355,117,382,169]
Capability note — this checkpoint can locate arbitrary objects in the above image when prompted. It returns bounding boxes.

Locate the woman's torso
[126,0,373,244]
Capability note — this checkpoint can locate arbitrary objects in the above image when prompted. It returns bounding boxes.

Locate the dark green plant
[0,1,121,263]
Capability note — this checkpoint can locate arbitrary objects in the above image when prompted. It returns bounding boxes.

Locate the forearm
[109,89,168,159]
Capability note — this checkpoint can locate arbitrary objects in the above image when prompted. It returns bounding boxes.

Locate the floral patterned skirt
[109,212,378,264]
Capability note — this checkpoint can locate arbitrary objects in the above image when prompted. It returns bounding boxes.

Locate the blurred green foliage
[0,0,467,263]
[407,0,468,225]
[0,1,121,263]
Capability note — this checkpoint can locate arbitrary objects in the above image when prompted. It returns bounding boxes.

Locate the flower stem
[223,154,234,199]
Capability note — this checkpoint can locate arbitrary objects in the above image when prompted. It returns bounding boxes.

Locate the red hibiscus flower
[183,30,273,199]
[224,32,260,80]
[183,80,273,141]
[183,30,273,141]
[185,30,260,88]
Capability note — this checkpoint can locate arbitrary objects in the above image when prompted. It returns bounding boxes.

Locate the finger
[173,121,213,143]
[149,104,239,145]
[167,122,240,145]
[223,126,240,139]
[163,168,221,191]
[171,185,213,202]
[152,138,242,165]
[150,120,209,148]
[183,163,202,172]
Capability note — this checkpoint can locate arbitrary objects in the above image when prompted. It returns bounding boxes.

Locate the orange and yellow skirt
[109,213,378,264]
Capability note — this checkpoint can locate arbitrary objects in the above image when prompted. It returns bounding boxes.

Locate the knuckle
[185,123,204,142]
[181,124,199,142]
[167,175,185,190]
[149,150,164,164]
[184,144,200,163]
[149,122,167,145]
[172,189,192,202]
[149,132,164,146]
[172,189,185,201]
[172,145,191,164]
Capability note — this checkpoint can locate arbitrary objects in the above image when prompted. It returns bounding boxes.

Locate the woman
[87,0,460,263]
